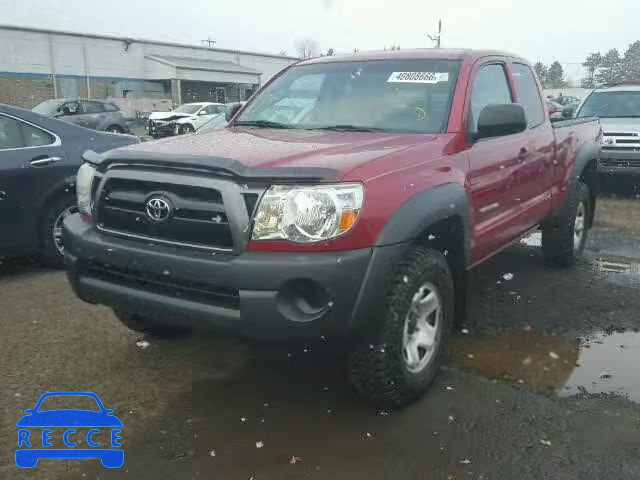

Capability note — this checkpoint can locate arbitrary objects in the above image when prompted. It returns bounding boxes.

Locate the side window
[469,64,513,134]
[0,115,24,149]
[61,101,80,116]
[81,101,104,114]
[204,105,217,115]
[512,63,545,127]
[21,122,55,147]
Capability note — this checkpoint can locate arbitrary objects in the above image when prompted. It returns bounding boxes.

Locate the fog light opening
[276,279,330,322]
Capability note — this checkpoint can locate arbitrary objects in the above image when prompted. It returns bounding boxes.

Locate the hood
[599,117,640,134]
[16,410,123,428]
[149,111,192,121]
[119,127,435,176]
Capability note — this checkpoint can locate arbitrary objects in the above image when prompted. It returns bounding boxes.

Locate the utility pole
[427,20,442,48]
[201,37,216,48]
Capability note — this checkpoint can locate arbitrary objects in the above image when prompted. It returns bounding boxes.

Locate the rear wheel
[542,181,591,267]
[40,195,78,267]
[113,310,189,338]
[105,125,123,134]
[348,247,454,408]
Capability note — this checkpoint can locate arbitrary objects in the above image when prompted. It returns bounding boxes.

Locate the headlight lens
[252,184,364,243]
[76,163,97,216]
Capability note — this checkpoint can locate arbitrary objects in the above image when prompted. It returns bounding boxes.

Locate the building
[0,24,297,114]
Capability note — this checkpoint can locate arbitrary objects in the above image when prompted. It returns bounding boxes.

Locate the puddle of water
[561,331,640,401]
[450,329,640,402]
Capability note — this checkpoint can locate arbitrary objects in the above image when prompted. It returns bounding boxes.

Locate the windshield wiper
[306,125,387,132]
[234,120,294,129]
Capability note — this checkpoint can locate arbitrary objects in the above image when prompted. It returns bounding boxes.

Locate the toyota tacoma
[64,49,601,407]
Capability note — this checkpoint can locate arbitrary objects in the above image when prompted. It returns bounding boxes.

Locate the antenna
[427,19,442,48]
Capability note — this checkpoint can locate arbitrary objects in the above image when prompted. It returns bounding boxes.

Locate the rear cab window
[511,63,545,127]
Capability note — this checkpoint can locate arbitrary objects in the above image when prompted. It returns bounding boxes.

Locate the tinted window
[512,63,544,127]
[61,101,80,115]
[237,59,462,134]
[82,101,104,114]
[0,115,23,149]
[22,122,54,147]
[469,64,513,133]
[204,105,222,115]
[576,91,640,118]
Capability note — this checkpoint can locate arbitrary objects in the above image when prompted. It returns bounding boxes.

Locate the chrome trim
[30,156,62,166]
[95,225,234,253]
[0,112,62,151]
[479,202,500,214]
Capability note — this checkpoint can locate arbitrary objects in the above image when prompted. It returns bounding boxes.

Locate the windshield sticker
[387,72,449,84]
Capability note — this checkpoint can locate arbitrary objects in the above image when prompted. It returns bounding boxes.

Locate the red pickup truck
[64,49,601,407]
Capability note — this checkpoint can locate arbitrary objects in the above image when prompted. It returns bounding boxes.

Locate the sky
[1,0,638,84]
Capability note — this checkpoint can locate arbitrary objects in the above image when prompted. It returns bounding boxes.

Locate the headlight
[252,184,364,243]
[76,163,97,217]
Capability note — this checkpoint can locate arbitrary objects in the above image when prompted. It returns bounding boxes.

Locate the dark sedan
[0,103,139,266]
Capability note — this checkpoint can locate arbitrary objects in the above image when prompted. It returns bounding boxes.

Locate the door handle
[30,156,62,166]
[0,190,6,201]
[517,148,531,161]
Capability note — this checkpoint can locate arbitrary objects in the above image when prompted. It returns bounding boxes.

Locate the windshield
[577,91,640,118]
[32,99,64,115]
[236,59,461,133]
[174,104,202,114]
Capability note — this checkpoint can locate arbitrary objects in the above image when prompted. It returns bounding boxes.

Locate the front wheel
[348,247,454,408]
[113,310,189,338]
[179,124,195,134]
[542,181,591,267]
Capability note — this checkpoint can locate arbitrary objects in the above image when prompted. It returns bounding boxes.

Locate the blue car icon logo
[15,391,123,468]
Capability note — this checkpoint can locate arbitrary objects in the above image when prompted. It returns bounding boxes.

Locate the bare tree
[294,38,320,59]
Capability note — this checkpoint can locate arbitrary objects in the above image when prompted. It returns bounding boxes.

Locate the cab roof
[297,48,526,65]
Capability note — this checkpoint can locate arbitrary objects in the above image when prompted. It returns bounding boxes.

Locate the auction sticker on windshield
[387,72,449,83]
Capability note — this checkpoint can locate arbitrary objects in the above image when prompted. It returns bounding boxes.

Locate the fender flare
[547,140,599,226]
[374,182,472,264]
[348,183,472,337]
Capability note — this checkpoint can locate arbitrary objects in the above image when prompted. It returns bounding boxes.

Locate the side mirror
[198,110,207,116]
[561,106,574,119]
[24,409,34,414]
[225,103,242,122]
[475,104,527,141]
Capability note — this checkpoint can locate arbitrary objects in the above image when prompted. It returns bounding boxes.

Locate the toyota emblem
[145,197,172,221]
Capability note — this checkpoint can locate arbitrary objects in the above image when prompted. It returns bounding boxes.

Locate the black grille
[600,158,640,168]
[83,261,240,309]
[96,178,234,250]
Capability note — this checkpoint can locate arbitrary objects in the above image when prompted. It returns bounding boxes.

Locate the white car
[147,102,226,137]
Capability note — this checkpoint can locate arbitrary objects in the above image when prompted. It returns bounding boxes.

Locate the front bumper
[147,121,175,137]
[599,148,640,176]
[64,214,406,341]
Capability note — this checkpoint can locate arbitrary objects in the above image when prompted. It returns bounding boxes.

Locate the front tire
[542,181,591,267]
[348,247,454,408]
[113,310,189,338]
[179,124,195,134]
[40,195,78,268]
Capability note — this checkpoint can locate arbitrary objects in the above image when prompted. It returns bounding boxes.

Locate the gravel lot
[1,197,640,480]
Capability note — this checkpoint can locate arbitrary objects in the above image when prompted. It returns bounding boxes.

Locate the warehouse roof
[0,23,299,61]
[145,54,262,75]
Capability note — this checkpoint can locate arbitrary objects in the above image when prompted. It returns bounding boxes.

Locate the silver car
[575,84,640,176]
[33,98,131,134]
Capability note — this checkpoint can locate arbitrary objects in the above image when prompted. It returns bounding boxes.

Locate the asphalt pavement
[1,198,640,480]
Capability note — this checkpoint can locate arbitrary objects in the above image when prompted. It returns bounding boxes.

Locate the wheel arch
[349,183,472,337]
[36,176,76,246]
